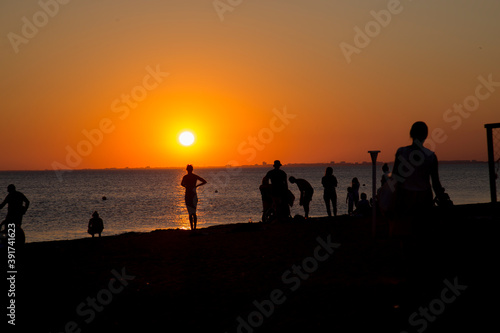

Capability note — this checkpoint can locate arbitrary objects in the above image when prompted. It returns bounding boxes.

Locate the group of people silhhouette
[0,121,451,241]
[258,122,451,231]
[259,161,373,222]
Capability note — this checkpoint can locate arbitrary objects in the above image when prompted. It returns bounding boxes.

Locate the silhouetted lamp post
[485,123,499,203]
[368,150,380,236]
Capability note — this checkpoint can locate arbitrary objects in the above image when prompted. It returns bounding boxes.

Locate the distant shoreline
[0,160,487,172]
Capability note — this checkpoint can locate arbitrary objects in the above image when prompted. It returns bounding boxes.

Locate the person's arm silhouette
[430,155,444,197]
[21,193,30,213]
[196,175,207,188]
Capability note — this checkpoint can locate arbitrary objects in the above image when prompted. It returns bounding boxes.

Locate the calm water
[0,163,492,243]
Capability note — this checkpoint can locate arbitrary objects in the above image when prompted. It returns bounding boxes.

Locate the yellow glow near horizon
[179,131,195,146]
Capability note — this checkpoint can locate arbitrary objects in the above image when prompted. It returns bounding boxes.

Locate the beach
[5,202,499,332]
[2,163,491,244]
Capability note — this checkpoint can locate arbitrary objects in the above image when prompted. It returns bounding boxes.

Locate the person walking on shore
[322,167,338,217]
[289,176,314,219]
[181,164,207,230]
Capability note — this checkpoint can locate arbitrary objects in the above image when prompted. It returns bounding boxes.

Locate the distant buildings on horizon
[246,159,486,168]
[25,159,485,172]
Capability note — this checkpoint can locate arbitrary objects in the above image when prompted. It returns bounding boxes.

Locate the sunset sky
[1,0,499,171]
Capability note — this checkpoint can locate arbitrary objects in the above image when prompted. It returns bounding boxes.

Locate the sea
[0,163,494,243]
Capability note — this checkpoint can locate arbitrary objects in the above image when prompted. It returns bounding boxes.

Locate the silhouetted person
[264,160,290,220]
[88,211,104,238]
[322,167,338,217]
[259,177,273,222]
[289,176,314,218]
[264,160,288,197]
[0,184,29,245]
[391,121,445,236]
[351,177,360,207]
[0,184,29,227]
[181,164,207,230]
[381,163,390,186]
[354,193,371,217]
[346,187,354,215]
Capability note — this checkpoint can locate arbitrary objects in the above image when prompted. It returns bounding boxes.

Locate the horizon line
[0,159,487,172]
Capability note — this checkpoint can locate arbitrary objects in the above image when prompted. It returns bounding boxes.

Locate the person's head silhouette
[186,164,194,173]
[289,176,296,184]
[92,211,99,218]
[325,167,333,176]
[7,184,15,193]
[273,160,282,169]
[410,121,428,144]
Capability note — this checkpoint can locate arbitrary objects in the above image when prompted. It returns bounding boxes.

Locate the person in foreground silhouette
[391,121,445,237]
[289,176,314,219]
[321,167,338,217]
[88,211,104,238]
[181,164,207,230]
[0,184,29,245]
[263,160,291,221]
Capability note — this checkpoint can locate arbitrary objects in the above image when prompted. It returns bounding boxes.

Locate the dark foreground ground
[3,203,499,333]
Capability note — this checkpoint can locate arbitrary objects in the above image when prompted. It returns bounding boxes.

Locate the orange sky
[1,0,499,171]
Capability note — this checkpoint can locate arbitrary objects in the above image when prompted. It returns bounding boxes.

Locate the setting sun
[179,131,195,146]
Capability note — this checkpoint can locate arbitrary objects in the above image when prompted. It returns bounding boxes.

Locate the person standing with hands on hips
[181,164,207,231]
